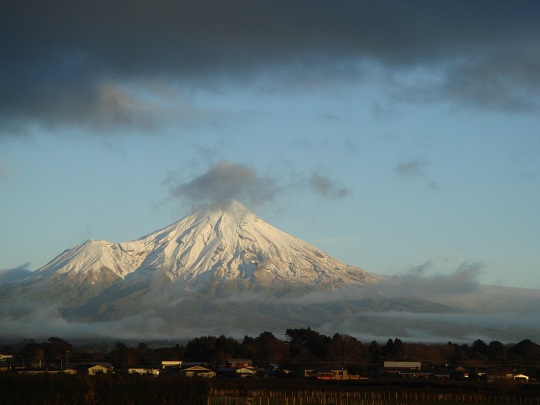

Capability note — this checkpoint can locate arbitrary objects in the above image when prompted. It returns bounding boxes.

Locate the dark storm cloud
[1,1,539,136]
[166,159,278,208]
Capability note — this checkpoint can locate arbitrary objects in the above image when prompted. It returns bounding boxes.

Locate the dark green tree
[488,340,507,361]
[285,327,331,361]
[329,333,364,368]
[368,341,380,361]
[472,339,489,358]
[43,337,73,361]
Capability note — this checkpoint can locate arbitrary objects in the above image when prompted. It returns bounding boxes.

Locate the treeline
[4,328,540,371]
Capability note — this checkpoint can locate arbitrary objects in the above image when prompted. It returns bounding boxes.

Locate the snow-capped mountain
[5,200,539,343]
[131,199,376,294]
[6,200,375,308]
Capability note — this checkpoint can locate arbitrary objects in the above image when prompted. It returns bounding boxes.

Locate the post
[66,350,69,370]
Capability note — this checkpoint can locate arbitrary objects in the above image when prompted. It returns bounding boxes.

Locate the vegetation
[3,329,540,372]
[3,329,540,404]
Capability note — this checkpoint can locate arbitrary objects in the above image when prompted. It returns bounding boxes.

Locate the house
[227,359,252,368]
[161,360,183,369]
[235,367,258,378]
[181,361,209,368]
[451,366,469,379]
[127,366,160,376]
[87,363,113,375]
[379,361,422,377]
[514,374,529,382]
[71,362,114,375]
[304,368,348,380]
[181,365,216,378]
[0,355,13,372]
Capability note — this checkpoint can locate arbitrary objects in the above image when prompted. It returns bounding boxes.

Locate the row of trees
[3,329,540,371]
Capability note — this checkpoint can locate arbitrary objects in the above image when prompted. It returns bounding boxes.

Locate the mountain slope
[132,199,376,295]
[5,201,539,342]
[2,200,376,311]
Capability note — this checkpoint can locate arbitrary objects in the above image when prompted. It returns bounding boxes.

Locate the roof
[183,366,213,371]
[383,361,421,369]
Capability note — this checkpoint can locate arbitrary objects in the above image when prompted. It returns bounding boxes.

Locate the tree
[509,339,540,363]
[18,342,44,367]
[383,338,403,360]
[488,340,507,361]
[108,342,137,367]
[285,327,331,361]
[393,338,404,360]
[135,343,152,363]
[368,341,380,361]
[472,339,489,357]
[329,334,364,368]
[43,337,73,361]
[254,331,288,365]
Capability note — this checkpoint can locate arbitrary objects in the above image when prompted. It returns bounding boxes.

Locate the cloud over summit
[166,160,277,208]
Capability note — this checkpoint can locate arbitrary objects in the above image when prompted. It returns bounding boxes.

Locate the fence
[209,391,540,405]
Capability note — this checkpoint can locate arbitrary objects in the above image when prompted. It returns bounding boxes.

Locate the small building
[304,368,348,380]
[71,362,114,375]
[383,361,421,370]
[181,365,216,378]
[87,363,113,375]
[236,367,258,378]
[127,367,160,376]
[161,360,183,369]
[227,359,252,369]
[0,355,13,372]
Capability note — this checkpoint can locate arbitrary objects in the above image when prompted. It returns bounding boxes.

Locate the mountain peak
[131,199,375,295]
[192,199,253,222]
[16,201,376,308]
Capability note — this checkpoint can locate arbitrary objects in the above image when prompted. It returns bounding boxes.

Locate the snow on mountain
[35,239,142,280]
[0,200,376,318]
[130,199,376,294]
[9,201,538,342]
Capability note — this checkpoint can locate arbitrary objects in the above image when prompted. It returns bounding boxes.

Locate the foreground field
[209,379,540,405]
[1,373,540,404]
